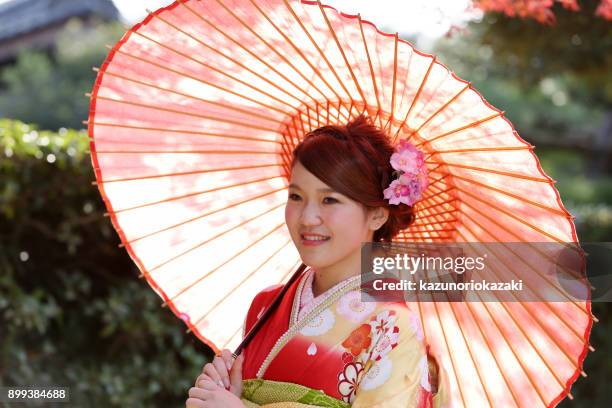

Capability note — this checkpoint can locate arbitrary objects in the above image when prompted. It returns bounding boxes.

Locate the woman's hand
[186,349,245,407]
[186,374,244,407]
[200,349,244,397]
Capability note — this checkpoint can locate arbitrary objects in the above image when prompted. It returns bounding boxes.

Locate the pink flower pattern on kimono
[337,361,364,403]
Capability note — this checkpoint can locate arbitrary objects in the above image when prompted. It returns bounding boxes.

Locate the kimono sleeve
[349,303,445,408]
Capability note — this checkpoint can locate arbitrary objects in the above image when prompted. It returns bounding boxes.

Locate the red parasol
[87,1,593,406]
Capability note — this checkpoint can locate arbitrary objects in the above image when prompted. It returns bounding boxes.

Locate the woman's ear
[369,206,389,230]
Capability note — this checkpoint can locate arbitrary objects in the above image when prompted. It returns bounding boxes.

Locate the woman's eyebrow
[288,183,335,193]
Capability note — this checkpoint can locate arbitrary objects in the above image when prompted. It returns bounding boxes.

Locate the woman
[186,116,447,407]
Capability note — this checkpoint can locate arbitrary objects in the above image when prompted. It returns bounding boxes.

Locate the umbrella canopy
[87,0,593,406]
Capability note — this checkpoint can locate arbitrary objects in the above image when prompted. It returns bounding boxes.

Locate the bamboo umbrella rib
[279,139,292,178]
[419,209,520,406]
[100,49,291,117]
[357,15,383,129]
[161,2,315,106]
[416,197,459,213]
[214,259,302,348]
[415,197,455,227]
[90,92,281,132]
[86,121,280,144]
[315,104,322,128]
[456,235,576,400]
[281,0,353,102]
[426,161,550,183]
[219,325,244,351]
[212,0,330,103]
[285,120,300,154]
[95,149,278,155]
[431,146,532,155]
[447,232,525,407]
[457,197,592,320]
[450,172,568,217]
[109,175,284,215]
[246,0,344,103]
[124,31,301,108]
[456,232,588,376]
[297,111,308,135]
[120,186,286,246]
[149,202,285,273]
[187,239,292,326]
[410,83,472,137]
[459,214,594,352]
[415,208,458,222]
[385,33,399,131]
[392,56,437,143]
[454,239,556,405]
[427,173,451,189]
[421,185,456,202]
[98,68,283,124]
[454,184,579,245]
[416,239,495,407]
[318,3,368,106]
[411,218,458,229]
[93,163,281,185]
[411,235,468,407]
[163,223,285,307]
[415,111,504,148]
[411,227,456,233]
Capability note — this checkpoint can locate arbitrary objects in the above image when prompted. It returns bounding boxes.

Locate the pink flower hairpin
[383,140,428,206]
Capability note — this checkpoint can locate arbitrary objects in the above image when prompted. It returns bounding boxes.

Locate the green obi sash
[241,379,350,408]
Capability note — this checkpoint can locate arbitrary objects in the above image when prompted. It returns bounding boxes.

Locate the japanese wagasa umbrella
[86,0,593,406]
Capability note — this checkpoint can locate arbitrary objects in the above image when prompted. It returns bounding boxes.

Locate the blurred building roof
[0,0,119,41]
[0,0,119,64]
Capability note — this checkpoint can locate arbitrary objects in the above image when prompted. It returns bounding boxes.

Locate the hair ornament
[382,140,429,206]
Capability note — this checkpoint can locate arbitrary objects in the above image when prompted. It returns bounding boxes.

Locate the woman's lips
[300,234,331,246]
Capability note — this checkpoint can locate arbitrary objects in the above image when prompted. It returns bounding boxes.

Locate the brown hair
[290,115,416,242]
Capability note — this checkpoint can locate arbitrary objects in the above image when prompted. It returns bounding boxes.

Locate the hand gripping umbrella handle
[232,262,308,359]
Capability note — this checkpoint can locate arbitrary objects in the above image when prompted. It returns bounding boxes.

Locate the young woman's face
[285,161,377,270]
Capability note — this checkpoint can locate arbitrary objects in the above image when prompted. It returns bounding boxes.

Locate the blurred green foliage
[0,119,212,407]
[0,19,125,130]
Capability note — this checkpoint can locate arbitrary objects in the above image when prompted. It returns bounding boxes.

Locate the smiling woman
[188,116,448,408]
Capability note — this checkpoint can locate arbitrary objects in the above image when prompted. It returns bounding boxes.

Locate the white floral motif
[369,327,400,362]
[337,361,364,403]
[299,308,335,336]
[365,310,400,362]
[369,310,397,336]
[336,290,376,323]
[359,356,393,390]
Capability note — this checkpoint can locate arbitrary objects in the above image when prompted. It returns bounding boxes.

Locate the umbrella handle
[232,262,308,359]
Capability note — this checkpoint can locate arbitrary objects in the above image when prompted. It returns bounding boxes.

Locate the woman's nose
[299,202,323,226]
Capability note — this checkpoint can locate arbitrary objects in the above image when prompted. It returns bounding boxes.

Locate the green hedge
[0,119,212,407]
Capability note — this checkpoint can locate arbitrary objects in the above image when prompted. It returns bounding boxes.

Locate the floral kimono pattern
[240,268,448,407]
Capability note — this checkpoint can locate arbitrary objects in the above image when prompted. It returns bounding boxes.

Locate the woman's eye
[323,197,338,204]
[288,193,301,201]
